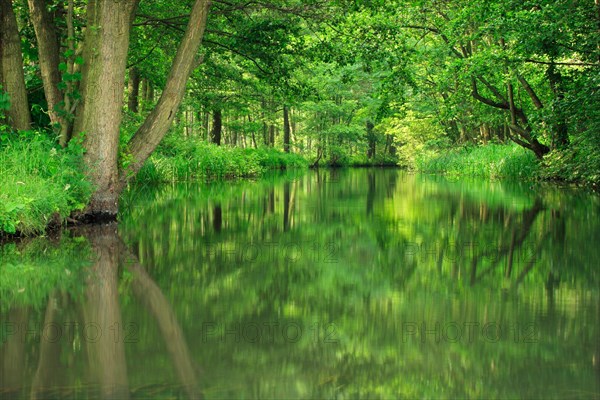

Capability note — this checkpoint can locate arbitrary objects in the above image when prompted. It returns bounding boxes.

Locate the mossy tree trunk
[73,0,138,215]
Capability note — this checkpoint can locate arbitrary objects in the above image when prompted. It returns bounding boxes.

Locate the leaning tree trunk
[124,0,211,180]
[0,0,31,130]
[27,0,64,133]
[74,0,138,216]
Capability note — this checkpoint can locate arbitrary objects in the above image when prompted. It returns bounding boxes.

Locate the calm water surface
[1,169,599,399]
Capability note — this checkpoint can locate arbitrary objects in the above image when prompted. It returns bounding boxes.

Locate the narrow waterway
[1,169,599,399]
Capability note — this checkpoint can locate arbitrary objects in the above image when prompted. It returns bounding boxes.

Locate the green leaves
[0,86,11,121]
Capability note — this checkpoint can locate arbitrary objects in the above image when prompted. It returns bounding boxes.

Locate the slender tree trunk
[283,104,291,153]
[74,0,138,215]
[261,98,268,145]
[269,124,275,147]
[211,108,222,145]
[213,204,222,232]
[366,120,375,159]
[248,114,257,148]
[127,67,140,113]
[128,258,201,399]
[59,0,76,146]
[140,78,147,108]
[387,134,396,156]
[142,80,153,111]
[30,292,65,400]
[27,0,64,133]
[283,182,290,231]
[0,0,31,130]
[202,107,209,140]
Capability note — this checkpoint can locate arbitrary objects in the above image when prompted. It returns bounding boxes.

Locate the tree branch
[517,73,543,109]
[471,78,509,110]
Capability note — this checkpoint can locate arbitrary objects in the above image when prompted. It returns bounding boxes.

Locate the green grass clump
[416,143,541,180]
[136,136,308,183]
[0,131,92,236]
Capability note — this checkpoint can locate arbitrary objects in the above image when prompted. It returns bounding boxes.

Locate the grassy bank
[415,141,600,189]
[415,143,541,180]
[135,136,308,183]
[0,132,91,237]
[0,131,308,236]
[3,131,596,237]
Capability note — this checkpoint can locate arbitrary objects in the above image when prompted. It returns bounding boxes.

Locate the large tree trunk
[27,0,64,133]
[81,224,129,399]
[0,308,29,397]
[124,0,211,181]
[0,0,31,130]
[74,0,138,216]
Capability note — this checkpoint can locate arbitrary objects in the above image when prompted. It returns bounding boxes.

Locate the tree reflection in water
[1,224,200,400]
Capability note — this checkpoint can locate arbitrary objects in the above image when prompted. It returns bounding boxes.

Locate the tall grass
[136,136,308,183]
[0,132,91,236]
[416,143,541,180]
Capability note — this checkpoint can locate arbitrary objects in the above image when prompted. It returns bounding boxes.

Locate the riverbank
[0,133,91,237]
[415,142,600,190]
[135,135,307,183]
[0,133,308,238]
[3,133,598,238]
[415,143,541,180]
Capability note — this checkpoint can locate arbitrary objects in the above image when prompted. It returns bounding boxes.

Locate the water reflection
[1,169,599,399]
[0,224,200,399]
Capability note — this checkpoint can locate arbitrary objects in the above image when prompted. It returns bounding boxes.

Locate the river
[1,169,599,399]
